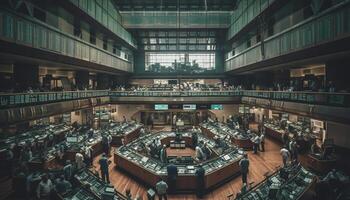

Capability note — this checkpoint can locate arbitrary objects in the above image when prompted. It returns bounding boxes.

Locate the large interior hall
[0,0,350,200]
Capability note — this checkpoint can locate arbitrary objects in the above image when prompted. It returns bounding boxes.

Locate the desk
[305,154,337,173]
[237,165,316,200]
[110,124,142,146]
[200,122,255,149]
[114,131,244,193]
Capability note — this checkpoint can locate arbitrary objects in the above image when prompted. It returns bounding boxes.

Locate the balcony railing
[0,90,110,108]
[225,1,350,71]
[120,11,231,29]
[242,91,349,107]
[0,90,349,108]
[109,91,242,97]
[0,9,133,72]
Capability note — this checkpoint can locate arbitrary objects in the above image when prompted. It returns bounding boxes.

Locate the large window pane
[145,52,215,74]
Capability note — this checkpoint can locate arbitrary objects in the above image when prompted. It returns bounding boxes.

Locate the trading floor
[1,0,350,199]
[92,128,283,199]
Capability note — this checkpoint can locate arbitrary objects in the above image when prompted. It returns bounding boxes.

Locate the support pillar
[75,71,89,90]
[13,63,39,91]
[96,73,110,90]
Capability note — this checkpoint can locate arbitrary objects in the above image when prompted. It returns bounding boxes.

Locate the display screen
[210,104,223,110]
[183,104,196,110]
[154,104,169,110]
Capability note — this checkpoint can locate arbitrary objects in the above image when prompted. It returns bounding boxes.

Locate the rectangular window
[145,52,215,74]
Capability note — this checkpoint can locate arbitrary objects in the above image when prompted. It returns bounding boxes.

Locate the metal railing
[0,9,133,72]
[0,90,109,108]
[120,11,231,29]
[242,91,349,107]
[0,90,349,108]
[225,1,350,71]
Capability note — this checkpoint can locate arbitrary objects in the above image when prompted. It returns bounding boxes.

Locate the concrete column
[326,59,350,92]
[13,63,39,91]
[75,71,89,90]
[96,73,110,90]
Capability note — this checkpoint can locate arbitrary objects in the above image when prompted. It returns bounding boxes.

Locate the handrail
[1,90,349,108]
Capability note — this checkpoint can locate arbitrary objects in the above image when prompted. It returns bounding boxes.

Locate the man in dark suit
[195,164,205,198]
[166,164,178,194]
[239,154,249,184]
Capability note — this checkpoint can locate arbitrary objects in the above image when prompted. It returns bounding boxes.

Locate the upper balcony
[0,9,133,73]
[0,90,348,108]
[225,1,350,73]
[120,11,231,29]
[0,90,349,124]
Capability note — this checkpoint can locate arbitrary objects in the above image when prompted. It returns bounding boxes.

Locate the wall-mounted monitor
[210,104,223,110]
[154,104,169,110]
[183,104,196,110]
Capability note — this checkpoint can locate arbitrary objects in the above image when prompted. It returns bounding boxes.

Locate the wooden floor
[92,134,283,200]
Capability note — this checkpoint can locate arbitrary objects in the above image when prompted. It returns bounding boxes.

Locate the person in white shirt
[195,146,205,161]
[280,146,290,167]
[260,133,265,152]
[252,135,260,154]
[37,174,53,200]
[84,146,93,167]
[75,152,84,170]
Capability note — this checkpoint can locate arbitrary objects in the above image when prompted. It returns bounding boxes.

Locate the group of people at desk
[142,128,228,163]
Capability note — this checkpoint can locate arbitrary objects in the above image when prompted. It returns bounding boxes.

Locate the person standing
[191,131,198,149]
[289,140,298,163]
[125,188,132,200]
[123,116,127,123]
[195,145,205,161]
[102,135,109,156]
[280,146,290,167]
[75,152,84,170]
[195,164,205,198]
[252,134,260,154]
[107,134,112,157]
[84,146,93,167]
[63,160,73,181]
[55,175,72,194]
[156,179,168,200]
[99,153,110,183]
[36,174,53,200]
[160,145,167,164]
[239,154,250,184]
[166,164,178,194]
[260,132,265,152]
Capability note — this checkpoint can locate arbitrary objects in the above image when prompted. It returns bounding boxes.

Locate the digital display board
[183,104,196,110]
[154,104,169,110]
[210,104,223,110]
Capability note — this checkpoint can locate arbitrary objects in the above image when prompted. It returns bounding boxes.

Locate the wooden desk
[305,154,337,173]
[264,125,284,142]
[112,126,142,146]
[114,152,241,192]
[201,126,253,149]
[65,141,102,161]
[233,138,254,149]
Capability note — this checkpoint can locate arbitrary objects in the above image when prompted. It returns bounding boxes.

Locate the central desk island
[114,131,244,193]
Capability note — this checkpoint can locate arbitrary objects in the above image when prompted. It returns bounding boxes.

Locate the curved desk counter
[114,131,244,193]
[200,122,256,149]
[237,165,316,200]
[107,122,143,146]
